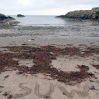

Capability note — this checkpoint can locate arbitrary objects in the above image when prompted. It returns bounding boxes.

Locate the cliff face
[56,7,99,20]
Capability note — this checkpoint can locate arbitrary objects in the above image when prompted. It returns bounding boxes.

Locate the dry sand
[0,70,99,99]
[0,25,99,99]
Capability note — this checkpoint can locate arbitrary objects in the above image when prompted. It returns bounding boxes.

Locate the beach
[0,22,99,99]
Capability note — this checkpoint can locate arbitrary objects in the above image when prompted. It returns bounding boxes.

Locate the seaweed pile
[0,45,98,84]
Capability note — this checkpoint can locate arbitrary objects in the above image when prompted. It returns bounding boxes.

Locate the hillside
[56,7,99,20]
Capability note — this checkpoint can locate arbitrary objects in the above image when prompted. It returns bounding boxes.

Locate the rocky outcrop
[0,13,19,26]
[56,7,99,20]
[17,14,25,17]
[0,13,7,20]
[0,13,15,21]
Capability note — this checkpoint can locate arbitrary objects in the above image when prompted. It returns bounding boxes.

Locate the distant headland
[56,7,99,20]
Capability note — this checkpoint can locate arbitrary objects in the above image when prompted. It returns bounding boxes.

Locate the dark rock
[0,14,20,26]
[0,13,16,26]
[56,7,99,20]
[17,14,25,17]
[7,16,15,20]
[0,13,7,20]
[0,13,15,21]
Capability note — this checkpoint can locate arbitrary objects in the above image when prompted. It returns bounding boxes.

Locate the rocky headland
[0,13,15,22]
[0,13,19,26]
[56,7,99,20]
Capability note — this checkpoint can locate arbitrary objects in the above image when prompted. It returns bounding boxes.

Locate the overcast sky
[0,0,99,15]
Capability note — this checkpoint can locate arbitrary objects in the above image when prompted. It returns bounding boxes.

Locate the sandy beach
[0,23,99,99]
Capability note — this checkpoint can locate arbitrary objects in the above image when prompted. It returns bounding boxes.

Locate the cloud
[0,0,99,15]
[18,0,32,6]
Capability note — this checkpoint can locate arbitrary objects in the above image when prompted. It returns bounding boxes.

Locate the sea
[10,15,83,26]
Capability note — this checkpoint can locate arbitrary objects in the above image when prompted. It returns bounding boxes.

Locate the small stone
[89,86,96,90]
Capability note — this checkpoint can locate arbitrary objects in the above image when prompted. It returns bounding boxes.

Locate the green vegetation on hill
[56,7,99,20]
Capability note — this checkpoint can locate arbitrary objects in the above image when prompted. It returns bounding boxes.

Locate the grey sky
[0,0,99,15]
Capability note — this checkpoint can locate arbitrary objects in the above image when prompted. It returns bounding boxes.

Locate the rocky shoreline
[0,13,19,26]
[0,13,15,23]
[0,13,15,21]
[56,7,99,21]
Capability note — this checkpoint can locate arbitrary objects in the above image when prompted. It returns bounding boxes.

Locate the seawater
[10,15,83,26]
